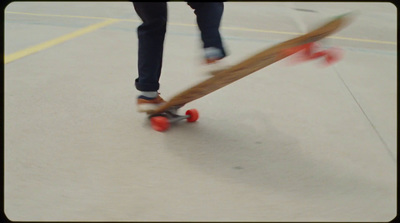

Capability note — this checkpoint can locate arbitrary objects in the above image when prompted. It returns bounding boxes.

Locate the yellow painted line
[4,19,119,64]
[326,35,396,45]
[4,10,396,63]
[5,11,134,21]
[223,26,397,45]
[6,11,397,45]
[223,26,302,36]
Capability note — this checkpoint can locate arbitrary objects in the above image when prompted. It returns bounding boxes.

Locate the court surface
[4,2,397,221]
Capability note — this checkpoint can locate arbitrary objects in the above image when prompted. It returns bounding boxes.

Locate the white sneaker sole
[137,102,166,113]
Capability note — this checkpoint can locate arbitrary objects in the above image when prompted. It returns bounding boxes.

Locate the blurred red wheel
[325,47,343,65]
[186,109,199,122]
[150,116,170,132]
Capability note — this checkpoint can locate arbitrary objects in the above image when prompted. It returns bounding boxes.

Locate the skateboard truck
[148,106,199,132]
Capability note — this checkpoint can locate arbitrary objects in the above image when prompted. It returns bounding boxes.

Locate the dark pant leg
[187,2,226,57]
[133,2,167,91]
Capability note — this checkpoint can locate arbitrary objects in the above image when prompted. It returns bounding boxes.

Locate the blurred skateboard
[148,13,353,131]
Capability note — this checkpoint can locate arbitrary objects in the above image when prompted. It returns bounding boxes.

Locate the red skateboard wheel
[185,109,199,122]
[150,116,170,132]
[324,47,343,65]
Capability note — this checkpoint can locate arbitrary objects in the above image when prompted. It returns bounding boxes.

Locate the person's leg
[133,2,167,93]
[133,2,167,112]
[187,2,227,62]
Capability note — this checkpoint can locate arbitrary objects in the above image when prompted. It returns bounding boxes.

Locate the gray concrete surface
[4,2,397,222]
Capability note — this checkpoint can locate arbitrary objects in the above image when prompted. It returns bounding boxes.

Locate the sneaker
[204,47,225,64]
[137,94,166,113]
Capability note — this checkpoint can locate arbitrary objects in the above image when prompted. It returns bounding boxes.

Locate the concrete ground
[4,2,397,222]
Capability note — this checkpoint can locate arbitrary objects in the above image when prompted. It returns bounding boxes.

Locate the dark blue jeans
[133,2,226,92]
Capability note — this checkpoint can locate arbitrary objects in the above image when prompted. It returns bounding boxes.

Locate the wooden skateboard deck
[148,13,353,131]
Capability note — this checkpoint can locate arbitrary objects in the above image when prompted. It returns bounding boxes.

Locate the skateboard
[147,13,353,131]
